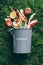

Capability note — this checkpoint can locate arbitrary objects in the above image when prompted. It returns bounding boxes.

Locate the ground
[0,0,43,65]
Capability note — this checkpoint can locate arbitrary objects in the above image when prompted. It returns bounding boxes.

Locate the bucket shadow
[11,53,31,65]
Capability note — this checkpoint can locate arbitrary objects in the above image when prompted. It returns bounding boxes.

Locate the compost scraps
[5,7,38,29]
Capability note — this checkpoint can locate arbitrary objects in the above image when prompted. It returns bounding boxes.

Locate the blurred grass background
[0,0,43,65]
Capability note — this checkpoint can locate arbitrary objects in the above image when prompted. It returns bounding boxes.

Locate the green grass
[0,0,43,65]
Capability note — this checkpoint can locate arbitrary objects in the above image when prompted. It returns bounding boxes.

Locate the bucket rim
[12,28,32,30]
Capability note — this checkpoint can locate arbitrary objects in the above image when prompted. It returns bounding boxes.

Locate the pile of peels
[5,7,38,29]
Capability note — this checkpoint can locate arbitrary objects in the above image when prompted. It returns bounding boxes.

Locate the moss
[0,0,43,65]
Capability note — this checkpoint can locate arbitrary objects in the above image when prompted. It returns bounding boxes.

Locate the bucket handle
[8,28,14,36]
[31,30,35,36]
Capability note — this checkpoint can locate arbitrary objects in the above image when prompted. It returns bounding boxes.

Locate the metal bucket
[10,28,34,54]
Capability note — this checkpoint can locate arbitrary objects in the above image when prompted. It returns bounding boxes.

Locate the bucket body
[10,28,32,54]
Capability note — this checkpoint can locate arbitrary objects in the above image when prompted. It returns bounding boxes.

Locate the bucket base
[13,52,31,54]
[13,50,31,54]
